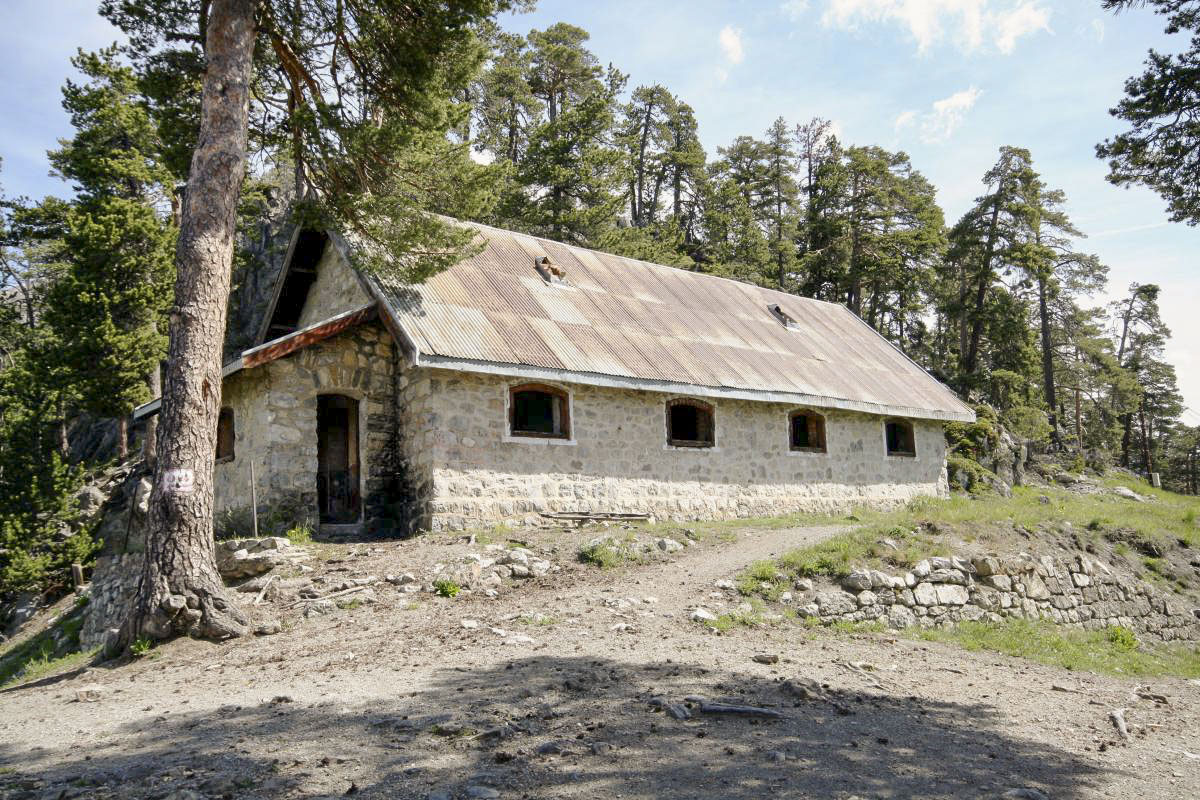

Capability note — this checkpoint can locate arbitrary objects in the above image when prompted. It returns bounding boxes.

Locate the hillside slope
[1,482,1198,800]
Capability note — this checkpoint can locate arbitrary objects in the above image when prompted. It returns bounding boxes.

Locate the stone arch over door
[317,393,363,524]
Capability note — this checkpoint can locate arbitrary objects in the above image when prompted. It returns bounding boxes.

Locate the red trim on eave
[242,304,379,369]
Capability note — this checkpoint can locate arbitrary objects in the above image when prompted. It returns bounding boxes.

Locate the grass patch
[911,619,1200,677]
[0,605,94,687]
[704,598,790,632]
[748,523,947,596]
[835,478,1199,553]
[285,524,313,546]
[577,534,643,569]
[731,475,1200,604]
[828,619,887,634]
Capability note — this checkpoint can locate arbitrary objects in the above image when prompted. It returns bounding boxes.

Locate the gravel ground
[0,522,1197,800]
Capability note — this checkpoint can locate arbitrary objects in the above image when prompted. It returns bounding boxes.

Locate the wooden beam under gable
[242,303,379,369]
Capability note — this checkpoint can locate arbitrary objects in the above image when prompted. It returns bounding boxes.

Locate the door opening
[317,394,361,523]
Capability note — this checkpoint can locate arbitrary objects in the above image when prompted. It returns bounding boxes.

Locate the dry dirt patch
[0,522,1197,800]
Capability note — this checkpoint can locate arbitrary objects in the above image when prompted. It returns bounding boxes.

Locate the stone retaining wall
[804,553,1200,642]
[80,553,142,649]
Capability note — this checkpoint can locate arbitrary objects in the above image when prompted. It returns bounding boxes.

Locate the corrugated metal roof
[372,221,975,422]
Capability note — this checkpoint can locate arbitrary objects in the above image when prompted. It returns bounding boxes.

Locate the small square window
[666,399,715,448]
[885,419,915,457]
[790,411,827,453]
[510,384,570,438]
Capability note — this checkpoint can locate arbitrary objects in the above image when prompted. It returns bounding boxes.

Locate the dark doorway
[317,394,361,523]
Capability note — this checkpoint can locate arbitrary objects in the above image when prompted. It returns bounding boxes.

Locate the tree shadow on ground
[0,654,1115,799]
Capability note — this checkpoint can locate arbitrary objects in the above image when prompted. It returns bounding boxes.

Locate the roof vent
[535,255,569,286]
[768,303,800,331]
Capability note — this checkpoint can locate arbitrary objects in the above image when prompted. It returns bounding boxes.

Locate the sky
[1,0,1197,421]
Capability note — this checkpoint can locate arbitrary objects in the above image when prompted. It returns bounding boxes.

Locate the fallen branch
[1050,683,1086,694]
[252,575,277,606]
[697,701,785,719]
[1109,707,1131,741]
[286,584,371,609]
[835,659,886,689]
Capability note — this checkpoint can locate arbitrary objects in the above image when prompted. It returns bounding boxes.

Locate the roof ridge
[446,217,848,313]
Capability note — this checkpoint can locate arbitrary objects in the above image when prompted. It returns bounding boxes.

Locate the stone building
[135,221,974,535]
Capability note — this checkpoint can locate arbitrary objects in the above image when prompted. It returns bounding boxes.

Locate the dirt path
[1,524,1198,800]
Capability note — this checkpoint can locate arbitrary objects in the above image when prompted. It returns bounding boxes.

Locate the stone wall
[397,368,949,531]
[80,553,142,649]
[805,553,1200,642]
[213,322,398,534]
[295,241,372,329]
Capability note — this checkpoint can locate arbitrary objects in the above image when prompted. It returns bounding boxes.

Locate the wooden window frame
[508,383,571,440]
[216,407,235,463]
[884,418,916,458]
[788,409,828,454]
[665,398,716,449]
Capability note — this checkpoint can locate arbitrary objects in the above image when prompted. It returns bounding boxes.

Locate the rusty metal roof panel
[374,221,974,422]
[481,311,565,370]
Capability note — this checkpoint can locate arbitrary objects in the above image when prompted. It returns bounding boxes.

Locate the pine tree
[472,29,541,165]
[0,174,91,595]
[947,146,1039,384]
[516,23,626,242]
[1099,1,1200,224]
[101,0,521,644]
[43,48,175,460]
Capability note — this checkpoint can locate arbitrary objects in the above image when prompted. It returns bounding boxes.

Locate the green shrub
[944,405,1000,463]
[130,635,153,656]
[577,536,639,569]
[432,578,460,598]
[1002,405,1052,444]
[1105,626,1138,652]
[284,524,313,545]
[946,453,999,494]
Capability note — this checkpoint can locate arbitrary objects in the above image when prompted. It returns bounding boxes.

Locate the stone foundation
[399,369,950,531]
[805,553,1200,642]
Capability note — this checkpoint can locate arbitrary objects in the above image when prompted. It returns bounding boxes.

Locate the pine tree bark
[123,0,255,644]
[117,416,129,460]
[1037,275,1061,447]
[143,363,161,468]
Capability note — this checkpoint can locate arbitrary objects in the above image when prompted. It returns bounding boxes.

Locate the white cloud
[780,0,810,21]
[894,87,982,143]
[718,25,745,64]
[921,86,982,142]
[992,2,1050,53]
[819,0,1050,54]
[1088,18,1105,44]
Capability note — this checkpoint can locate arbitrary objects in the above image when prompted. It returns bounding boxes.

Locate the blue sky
[2,0,1197,420]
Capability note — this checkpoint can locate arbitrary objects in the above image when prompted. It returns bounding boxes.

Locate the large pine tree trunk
[1037,276,1061,447]
[123,0,255,644]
